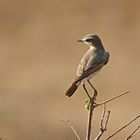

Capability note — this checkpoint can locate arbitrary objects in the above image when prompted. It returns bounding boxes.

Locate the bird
[65,34,109,97]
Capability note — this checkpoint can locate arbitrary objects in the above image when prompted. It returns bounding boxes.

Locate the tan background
[0,0,140,140]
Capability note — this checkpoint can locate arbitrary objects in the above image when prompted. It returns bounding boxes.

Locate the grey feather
[66,34,110,97]
[75,49,109,83]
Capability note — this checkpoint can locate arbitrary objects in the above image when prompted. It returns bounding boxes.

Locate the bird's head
[77,34,102,47]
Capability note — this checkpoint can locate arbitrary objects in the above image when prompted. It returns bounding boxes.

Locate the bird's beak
[77,39,84,42]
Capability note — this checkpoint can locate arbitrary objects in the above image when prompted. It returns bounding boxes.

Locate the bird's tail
[65,82,79,97]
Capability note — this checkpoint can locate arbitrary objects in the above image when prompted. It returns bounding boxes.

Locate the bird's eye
[86,39,92,42]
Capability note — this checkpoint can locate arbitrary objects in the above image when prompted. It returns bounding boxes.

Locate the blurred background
[0,0,140,140]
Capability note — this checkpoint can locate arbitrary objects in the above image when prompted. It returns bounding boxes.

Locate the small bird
[65,34,109,97]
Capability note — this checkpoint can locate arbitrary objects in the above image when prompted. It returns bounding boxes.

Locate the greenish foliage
[85,98,90,111]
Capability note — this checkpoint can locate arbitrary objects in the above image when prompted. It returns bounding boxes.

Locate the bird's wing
[76,59,87,77]
[75,60,104,83]
[76,49,95,77]
[75,52,109,83]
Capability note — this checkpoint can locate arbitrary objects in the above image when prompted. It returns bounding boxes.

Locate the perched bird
[65,34,109,97]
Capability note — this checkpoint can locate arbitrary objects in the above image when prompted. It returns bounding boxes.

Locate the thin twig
[83,83,92,99]
[95,104,111,140]
[101,104,106,128]
[105,114,140,140]
[104,111,110,130]
[87,80,97,94]
[96,91,130,107]
[126,124,140,140]
[86,85,97,140]
[61,119,81,140]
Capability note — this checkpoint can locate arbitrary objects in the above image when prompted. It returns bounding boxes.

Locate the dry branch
[126,124,140,140]
[85,87,130,140]
[61,119,81,140]
[96,91,130,107]
[105,115,140,140]
[94,104,110,140]
[86,89,97,140]
[65,77,136,140]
